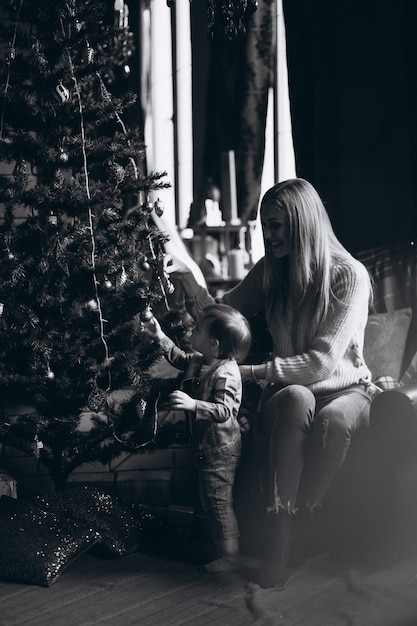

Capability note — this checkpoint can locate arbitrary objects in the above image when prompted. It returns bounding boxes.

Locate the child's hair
[198,303,251,362]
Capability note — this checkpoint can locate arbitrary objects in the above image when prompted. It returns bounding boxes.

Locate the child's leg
[196,455,241,573]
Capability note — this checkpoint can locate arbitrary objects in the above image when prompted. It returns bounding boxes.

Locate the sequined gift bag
[33,485,161,558]
[0,495,100,586]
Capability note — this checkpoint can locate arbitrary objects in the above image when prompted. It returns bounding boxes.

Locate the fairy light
[59,15,111,385]
[0,0,23,138]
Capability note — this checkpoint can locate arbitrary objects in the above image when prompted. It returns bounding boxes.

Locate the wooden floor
[2,533,417,626]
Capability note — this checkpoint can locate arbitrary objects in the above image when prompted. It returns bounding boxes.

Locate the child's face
[191,318,214,358]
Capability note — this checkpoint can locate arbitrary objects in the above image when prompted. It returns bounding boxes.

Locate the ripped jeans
[257,383,372,514]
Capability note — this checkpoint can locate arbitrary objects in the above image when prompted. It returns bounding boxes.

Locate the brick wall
[0,442,199,506]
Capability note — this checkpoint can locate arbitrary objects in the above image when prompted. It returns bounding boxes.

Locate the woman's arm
[165,253,265,319]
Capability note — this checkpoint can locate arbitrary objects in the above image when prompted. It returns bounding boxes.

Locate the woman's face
[261,204,290,258]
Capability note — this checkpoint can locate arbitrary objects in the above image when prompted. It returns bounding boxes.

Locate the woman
[165,178,373,588]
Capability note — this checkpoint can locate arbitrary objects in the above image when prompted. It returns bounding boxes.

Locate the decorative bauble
[13,159,28,180]
[140,308,153,322]
[87,385,107,412]
[54,82,70,104]
[87,299,98,310]
[47,211,58,226]
[165,279,175,294]
[142,200,154,213]
[46,369,55,380]
[0,303,4,316]
[104,279,112,289]
[106,159,125,184]
[153,198,164,217]
[119,265,128,286]
[59,148,69,162]
[139,259,150,272]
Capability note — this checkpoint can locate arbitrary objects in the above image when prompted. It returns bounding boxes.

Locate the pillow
[0,495,100,586]
[33,486,161,558]
[363,308,412,381]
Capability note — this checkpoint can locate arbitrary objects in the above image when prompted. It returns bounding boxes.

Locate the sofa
[235,241,417,563]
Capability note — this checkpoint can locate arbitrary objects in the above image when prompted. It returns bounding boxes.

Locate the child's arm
[170,363,241,423]
[140,314,192,372]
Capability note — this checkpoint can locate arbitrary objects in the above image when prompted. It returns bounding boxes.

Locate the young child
[142,303,251,573]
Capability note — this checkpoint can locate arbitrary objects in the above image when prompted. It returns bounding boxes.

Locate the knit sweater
[183,256,373,395]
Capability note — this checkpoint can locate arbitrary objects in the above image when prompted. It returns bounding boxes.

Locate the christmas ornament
[106,159,125,184]
[87,384,108,412]
[13,159,28,181]
[165,278,175,294]
[46,368,55,380]
[104,278,112,289]
[0,303,3,316]
[58,148,69,162]
[54,82,70,104]
[142,200,154,213]
[139,258,150,272]
[87,299,98,310]
[153,198,164,217]
[119,264,128,286]
[47,210,58,226]
[140,307,153,322]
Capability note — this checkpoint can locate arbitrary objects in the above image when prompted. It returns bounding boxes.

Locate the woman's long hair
[261,178,362,334]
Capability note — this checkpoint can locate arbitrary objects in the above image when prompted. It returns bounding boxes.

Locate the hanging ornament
[13,159,28,182]
[32,434,44,458]
[119,264,128,286]
[8,252,15,260]
[46,368,55,380]
[153,198,164,217]
[165,278,175,295]
[139,258,151,272]
[142,200,153,214]
[140,307,153,322]
[58,147,69,163]
[47,209,58,226]
[87,298,98,311]
[84,38,95,64]
[53,82,70,104]
[87,383,108,412]
[106,159,125,184]
[104,278,113,289]
[0,303,4,316]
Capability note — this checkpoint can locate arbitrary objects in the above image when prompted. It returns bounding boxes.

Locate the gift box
[0,472,17,498]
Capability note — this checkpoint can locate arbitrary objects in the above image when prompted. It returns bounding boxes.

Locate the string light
[0,0,23,138]
[59,15,111,388]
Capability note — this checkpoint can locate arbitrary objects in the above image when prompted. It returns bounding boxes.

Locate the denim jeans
[257,383,372,514]
[194,448,241,542]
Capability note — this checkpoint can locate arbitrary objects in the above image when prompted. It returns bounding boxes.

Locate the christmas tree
[0,0,187,489]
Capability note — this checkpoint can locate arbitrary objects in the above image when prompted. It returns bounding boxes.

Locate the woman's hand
[164,253,192,277]
[169,389,197,412]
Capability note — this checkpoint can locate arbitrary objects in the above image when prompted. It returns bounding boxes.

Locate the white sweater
[184,256,372,395]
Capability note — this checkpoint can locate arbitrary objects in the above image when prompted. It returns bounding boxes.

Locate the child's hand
[169,390,196,413]
[138,314,164,340]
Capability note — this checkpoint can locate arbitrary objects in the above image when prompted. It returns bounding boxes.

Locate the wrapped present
[0,472,17,498]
